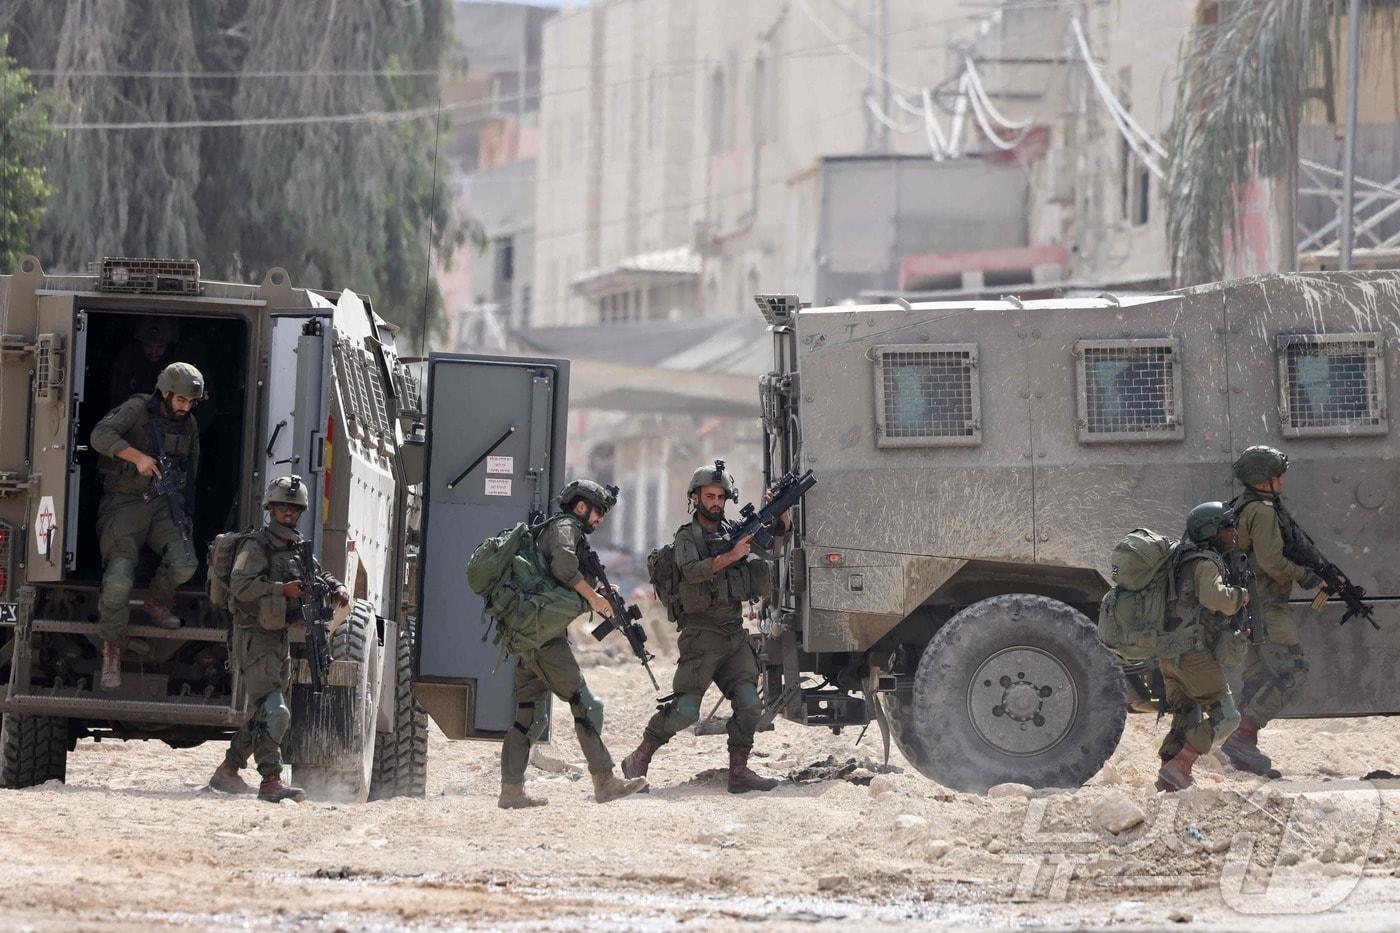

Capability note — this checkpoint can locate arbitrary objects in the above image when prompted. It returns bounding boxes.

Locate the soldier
[622,460,789,794]
[107,317,179,408]
[89,361,204,690]
[498,479,648,809]
[208,475,349,802]
[1221,445,1325,778]
[1155,502,1249,792]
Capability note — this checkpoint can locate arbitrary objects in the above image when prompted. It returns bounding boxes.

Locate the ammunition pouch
[258,594,289,631]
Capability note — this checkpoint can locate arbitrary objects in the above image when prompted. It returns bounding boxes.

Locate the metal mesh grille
[0,521,12,600]
[334,341,372,433]
[1284,337,1383,430]
[878,349,977,440]
[33,334,57,402]
[1081,343,1178,435]
[361,349,391,435]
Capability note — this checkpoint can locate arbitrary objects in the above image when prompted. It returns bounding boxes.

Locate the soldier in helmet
[1221,445,1326,778]
[498,479,648,809]
[107,316,180,407]
[1155,502,1250,791]
[88,361,206,690]
[622,459,790,793]
[208,475,350,802]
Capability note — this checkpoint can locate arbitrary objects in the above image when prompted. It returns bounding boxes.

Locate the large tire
[1,714,69,789]
[890,594,1126,793]
[292,600,381,803]
[368,619,428,800]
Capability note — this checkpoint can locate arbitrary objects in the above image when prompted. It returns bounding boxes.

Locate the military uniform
[1158,552,1245,762]
[500,513,615,784]
[1231,488,1313,726]
[222,521,343,780]
[639,518,778,752]
[89,392,200,647]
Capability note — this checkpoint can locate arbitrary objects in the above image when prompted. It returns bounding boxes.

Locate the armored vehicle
[0,256,428,800]
[753,272,1400,791]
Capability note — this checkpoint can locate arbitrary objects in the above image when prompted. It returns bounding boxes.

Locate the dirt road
[6,645,1400,930]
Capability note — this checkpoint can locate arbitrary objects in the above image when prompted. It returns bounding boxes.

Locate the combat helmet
[156,361,205,400]
[687,459,738,502]
[1184,501,1236,544]
[558,479,618,513]
[263,475,310,510]
[1232,445,1288,486]
[136,317,179,347]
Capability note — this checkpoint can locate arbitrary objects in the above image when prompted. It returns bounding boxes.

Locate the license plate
[0,603,17,624]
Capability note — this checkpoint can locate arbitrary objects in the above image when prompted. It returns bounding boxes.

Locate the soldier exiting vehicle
[1155,502,1249,792]
[89,361,205,690]
[209,475,349,803]
[498,480,648,809]
[1221,445,1326,778]
[622,460,788,794]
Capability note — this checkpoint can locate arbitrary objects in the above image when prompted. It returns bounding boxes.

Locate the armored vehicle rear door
[25,295,81,581]
[264,311,333,551]
[412,353,569,740]
[1222,275,1400,717]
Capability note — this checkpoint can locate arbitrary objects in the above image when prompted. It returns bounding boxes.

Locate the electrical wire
[1069,15,1165,179]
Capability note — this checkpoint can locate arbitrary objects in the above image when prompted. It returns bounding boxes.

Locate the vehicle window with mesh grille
[1075,339,1183,442]
[1279,334,1387,437]
[874,345,980,447]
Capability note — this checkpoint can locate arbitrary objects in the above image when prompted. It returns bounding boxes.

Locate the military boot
[1157,746,1200,791]
[621,739,662,779]
[99,642,122,690]
[257,775,306,803]
[1221,716,1281,778]
[727,747,781,794]
[209,760,252,795]
[143,596,182,630]
[497,783,548,809]
[591,769,647,803]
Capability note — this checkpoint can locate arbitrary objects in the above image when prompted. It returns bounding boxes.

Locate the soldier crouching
[89,361,204,690]
[1155,502,1248,791]
[622,460,788,794]
[498,480,648,809]
[208,476,349,803]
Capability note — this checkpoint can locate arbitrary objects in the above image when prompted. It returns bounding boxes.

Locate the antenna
[417,87,444,361]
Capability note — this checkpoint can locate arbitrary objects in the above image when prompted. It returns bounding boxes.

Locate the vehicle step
[1,692,244,726]
[30,619,229,643]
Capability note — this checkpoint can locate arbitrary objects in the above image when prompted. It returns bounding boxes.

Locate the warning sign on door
[486,455,514,475]
[484,478,513,497]
[35,495,56,555]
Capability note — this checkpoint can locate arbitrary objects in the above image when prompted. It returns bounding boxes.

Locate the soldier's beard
[699,505,725,522]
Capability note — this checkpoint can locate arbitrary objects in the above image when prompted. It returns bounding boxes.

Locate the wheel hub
[967,646,1077,757]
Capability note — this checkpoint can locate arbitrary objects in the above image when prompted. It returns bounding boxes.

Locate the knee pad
[1208,695,1242,752]
[515,701,550,741]
[261,691,292,743]
[662,693,703,732]
[731,682,763,733]
[100,558,137,607]
[570,686,604,735]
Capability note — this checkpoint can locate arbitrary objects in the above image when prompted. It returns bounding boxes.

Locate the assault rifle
[296,539,334,695]
[1275,500,1378,630]
[580,549,659,691]
[723,469,817,553]
[1224,551,1256,640]
[143,411,193,543]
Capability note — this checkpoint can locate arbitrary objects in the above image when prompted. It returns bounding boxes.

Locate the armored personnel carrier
[0,256,428,800]
[753,272,1400,791]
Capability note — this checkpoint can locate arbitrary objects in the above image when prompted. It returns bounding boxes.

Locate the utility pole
[1339,0,1363,271]
[879,0,890,151]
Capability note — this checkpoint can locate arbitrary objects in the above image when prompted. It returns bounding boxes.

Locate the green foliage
[1166,1,1326,285]
[0,1,464,343]
[0,32,52,272]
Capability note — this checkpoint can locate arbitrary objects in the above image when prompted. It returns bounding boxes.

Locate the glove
[1300,572,1324,590]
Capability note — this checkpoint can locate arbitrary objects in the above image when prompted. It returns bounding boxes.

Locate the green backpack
[467,519,586,656]
[1097,529,1204,662]
[207,527,260,613]
[646,538,683,622]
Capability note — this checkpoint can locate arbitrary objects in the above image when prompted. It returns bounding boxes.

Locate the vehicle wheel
[890,594,1126,793]
[1,714,69,788]
[369,618,428,800]
[291,600,381,803]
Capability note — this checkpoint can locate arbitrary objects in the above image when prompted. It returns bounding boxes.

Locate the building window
[873,344,981,447]
[1278,333,1387,437]
[519,284,532,328]
[597,289,644,325]
[1075,339,1184,442]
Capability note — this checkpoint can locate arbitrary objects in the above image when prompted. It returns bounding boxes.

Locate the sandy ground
[6,629,1400,931]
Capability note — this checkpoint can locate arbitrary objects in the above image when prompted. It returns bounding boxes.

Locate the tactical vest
[1165,547,1231,636]
[1230,489,1300,595]
[98,394,197,495]
[675,519,771,628]
[232,526,305,630]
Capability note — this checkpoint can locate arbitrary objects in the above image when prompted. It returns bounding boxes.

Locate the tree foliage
[0,0,465,344]
[0,31,52,272]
